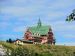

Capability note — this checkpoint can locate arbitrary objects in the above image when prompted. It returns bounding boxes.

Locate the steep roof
[29,26,51,35]
[27,19,52,36]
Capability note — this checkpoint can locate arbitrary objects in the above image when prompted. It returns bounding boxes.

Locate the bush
[6,46,29,56]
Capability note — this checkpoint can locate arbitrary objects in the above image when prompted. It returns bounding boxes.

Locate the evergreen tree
[66,9,75,21]
[7,38,13,43]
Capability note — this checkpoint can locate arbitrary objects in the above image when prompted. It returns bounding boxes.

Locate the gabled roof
[27,19,52,36]
[29,25,51,35]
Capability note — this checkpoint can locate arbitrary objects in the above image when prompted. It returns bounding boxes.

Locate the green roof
[28,19,51,36]
[29,26,51,35]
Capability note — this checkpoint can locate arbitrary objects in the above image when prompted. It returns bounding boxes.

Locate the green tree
[66,9,75,21]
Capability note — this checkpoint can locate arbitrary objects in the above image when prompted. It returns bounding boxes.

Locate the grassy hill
[0,41,75,56]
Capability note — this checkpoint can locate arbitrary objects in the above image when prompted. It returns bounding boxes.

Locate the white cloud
[1,0,49,17]
[49,0,75,9]
[65,43,75,46]
[0,34,20,40]
[63,34,75,38]
[47,12,66,21]
[13,26,26,32]
[49,21,75,32]
[0,15,12,21]
[1,7,36,16]
[56,42,75,46]
[53,24,75,32]
[0,22,10,29]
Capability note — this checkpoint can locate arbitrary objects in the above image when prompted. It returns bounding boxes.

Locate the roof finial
[37,17,42,27]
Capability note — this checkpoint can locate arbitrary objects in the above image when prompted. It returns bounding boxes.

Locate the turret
[47,28,54,44]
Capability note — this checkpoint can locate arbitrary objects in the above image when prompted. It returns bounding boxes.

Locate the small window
[33,33,34,35]
[38,34,40,36]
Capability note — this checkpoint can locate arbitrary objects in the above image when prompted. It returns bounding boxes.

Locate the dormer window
[32,33,34,35]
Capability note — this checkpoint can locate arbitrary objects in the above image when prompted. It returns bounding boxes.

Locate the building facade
[24,19,55,44]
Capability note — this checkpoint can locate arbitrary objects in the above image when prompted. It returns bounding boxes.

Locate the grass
[0,41,75,56]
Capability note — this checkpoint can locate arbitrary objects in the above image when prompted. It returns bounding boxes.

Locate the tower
[47,28,54,44]
[37,18,42,27]
[24,28,32,40]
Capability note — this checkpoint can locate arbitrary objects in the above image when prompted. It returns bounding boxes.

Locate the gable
[29,26,51,35]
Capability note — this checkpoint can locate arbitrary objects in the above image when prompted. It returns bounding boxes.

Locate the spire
[37,18,42,27]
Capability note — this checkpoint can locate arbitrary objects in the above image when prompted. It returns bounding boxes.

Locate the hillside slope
[0,41,75,56]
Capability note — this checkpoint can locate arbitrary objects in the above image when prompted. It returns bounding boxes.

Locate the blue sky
[0,0,75,46]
